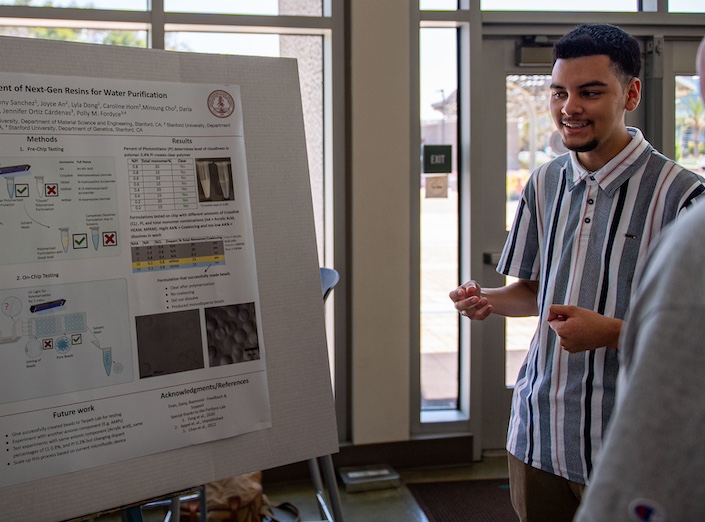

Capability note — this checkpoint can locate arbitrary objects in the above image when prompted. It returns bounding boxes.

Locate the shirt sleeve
[497,174,540,281]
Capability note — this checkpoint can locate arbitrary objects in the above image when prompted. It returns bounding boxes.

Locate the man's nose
[561,94,582,116]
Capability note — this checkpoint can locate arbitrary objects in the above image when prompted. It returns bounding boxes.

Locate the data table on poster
[131,239,225,273]
[128,158,199,212]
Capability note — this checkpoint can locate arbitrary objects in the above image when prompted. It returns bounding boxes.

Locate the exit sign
[422,145,452,173]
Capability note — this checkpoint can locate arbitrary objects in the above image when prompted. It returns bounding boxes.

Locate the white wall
[350,0,412,444]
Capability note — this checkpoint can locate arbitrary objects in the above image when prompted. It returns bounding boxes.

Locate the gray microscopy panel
[135,308,205,378]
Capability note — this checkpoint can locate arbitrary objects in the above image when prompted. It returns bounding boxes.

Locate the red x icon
[46,184,58,196]
[43,339,53,350]
[103,232,117,246]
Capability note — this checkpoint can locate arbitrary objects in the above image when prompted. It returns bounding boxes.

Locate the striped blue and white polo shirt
[500,127,705,484]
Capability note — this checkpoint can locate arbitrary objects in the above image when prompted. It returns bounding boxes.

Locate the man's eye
[582,91,600,97]
[552,92,567,100]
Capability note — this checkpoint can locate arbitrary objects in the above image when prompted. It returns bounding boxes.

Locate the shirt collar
[569,127,648,191]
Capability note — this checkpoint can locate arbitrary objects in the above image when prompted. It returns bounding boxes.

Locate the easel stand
[310,268,345,521]
[309,454,345,522]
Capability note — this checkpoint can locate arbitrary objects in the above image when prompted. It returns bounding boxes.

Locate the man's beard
[564,138,598,153]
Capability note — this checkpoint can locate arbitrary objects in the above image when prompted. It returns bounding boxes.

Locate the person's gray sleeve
[575,203,705,522]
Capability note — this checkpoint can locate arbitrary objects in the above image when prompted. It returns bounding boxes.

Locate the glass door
[504,74,552,385]
[672,42,704,174]
[475,37,555,450]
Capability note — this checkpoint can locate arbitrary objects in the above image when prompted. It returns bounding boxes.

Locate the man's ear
[625,77,641,112]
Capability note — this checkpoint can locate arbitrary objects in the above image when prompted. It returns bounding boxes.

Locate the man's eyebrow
[550,81,608,90]
[578,81,608,89]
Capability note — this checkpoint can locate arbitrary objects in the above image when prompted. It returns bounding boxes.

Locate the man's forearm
[483,280,539,317]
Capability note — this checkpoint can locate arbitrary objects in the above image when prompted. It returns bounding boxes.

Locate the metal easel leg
[309,457,332,521]
[169,496,181,522]
[319,454,345,522]
[308,455,345,522]
[168,485,206,522]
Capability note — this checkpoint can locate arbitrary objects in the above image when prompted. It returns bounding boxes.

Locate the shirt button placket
[582,184,597,230]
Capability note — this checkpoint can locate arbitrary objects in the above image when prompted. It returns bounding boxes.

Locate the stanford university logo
[208,90,235,118]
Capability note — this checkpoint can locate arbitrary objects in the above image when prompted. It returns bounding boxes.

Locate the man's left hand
[547,305,622,353]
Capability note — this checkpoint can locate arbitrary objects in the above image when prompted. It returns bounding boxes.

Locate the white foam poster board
[0,36,338,521]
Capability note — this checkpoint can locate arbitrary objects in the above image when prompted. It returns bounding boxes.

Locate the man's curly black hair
[553,24,641,85]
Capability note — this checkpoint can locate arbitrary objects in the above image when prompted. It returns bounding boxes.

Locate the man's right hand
[449,281,494,320]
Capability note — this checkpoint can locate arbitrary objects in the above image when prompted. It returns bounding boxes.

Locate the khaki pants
[508,452,586,522]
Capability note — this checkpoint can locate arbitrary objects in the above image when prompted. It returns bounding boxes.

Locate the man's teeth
[564,122,587,128]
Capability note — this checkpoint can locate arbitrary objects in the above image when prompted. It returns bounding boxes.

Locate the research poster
[0,73,272,488]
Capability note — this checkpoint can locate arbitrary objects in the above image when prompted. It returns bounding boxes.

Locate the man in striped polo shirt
[574,36,705,522]
[450,24,705,521]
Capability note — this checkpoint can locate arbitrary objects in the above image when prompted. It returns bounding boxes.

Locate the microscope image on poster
[0,279,133,405]
[205,302,260,366]
[135,308,205,379]
[134,302,260,379]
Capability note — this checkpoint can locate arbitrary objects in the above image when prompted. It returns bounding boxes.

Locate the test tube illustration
[215,161,231,199]
[196,161,211,200]
[102,347,112,376]
[35,175,44,198]
[90,226,100,250]
[59,227,70,253]
[5,176,14,199]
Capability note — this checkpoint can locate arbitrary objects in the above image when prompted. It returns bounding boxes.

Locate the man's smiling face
[550,54,641,171]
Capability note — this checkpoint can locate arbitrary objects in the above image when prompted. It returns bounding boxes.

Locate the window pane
[420,28,458,411]
[505,74,552,386]
[506,74,553,230]
[482,0,637,11]
[167,32,280,56]
[166,32,326,262]
[675,74,705,174]
[0,25,147,47]
[669,0,705,12]
[0,0,146,8]
[165,0,322,16]
[420,0,457,10]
